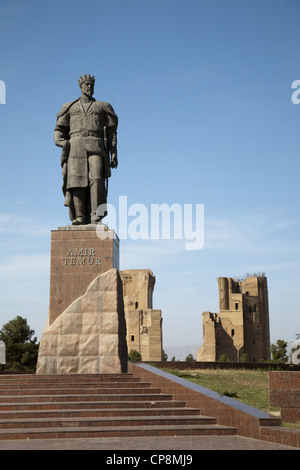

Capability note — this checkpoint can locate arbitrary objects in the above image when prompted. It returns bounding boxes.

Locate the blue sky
[0,0,299,358]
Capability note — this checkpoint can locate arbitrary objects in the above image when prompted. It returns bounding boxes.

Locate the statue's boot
[90,178,106,224]
[72,188,86,225]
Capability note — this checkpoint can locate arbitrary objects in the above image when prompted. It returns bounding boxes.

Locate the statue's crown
[78,74,95,86]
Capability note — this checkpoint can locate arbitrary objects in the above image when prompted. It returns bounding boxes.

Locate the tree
[218,353,231,362]
[162,349,168,361]
[185,353,195,362]
[240,353,249,363]
[0,316,39,371]
[270,339,288,363]
[128,349,142,361]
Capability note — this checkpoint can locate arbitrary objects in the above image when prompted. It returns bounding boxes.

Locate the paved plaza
[0,435,298,450]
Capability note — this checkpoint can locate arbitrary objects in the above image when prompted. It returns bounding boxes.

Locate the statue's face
[81,81,94,97]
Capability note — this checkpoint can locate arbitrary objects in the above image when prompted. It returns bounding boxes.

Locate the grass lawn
[160,367,299,428]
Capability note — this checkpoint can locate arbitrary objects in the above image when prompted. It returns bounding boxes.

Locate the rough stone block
[79,334,99,356]
[36,268,127,375]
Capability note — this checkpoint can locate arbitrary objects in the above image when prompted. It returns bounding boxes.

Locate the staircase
[0,374,237,440]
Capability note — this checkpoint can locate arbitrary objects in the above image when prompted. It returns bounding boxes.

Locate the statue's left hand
[111,154,118,169]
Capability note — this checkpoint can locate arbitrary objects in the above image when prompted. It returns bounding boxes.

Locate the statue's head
[78,74,95,98]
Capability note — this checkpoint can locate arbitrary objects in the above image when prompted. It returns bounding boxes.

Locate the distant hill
[164,344,200,361]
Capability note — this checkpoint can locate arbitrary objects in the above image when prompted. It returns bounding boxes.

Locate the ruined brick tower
[197,275,270,362]
[120,269,163,361]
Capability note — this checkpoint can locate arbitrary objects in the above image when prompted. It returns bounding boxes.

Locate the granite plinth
[48,225,119,325]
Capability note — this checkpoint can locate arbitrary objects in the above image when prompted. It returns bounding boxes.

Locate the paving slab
[0,435,298,450]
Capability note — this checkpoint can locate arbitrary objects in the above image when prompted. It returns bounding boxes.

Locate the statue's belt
[70,131,103,138]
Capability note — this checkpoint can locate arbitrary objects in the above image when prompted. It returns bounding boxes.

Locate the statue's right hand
[62,140,70,150]
[60,141,70,166]
[55,139,69,149]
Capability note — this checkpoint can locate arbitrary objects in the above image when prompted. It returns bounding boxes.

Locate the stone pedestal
[36,225,127,375]
[36,268,127,374]
[49,225,119,325]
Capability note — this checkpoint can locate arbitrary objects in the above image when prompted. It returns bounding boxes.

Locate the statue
[54,75,118,225]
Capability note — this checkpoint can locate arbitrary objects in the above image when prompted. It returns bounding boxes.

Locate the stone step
[0,375,138,385]
[0,393,173,403]
[0,414,216,429]
[0,406,202,420]
[0,387,160,396]
[0,423,237,440]
[0,381,150,390]
[0,374,133,381]
[0,399,185,411]
[0,373,238,441]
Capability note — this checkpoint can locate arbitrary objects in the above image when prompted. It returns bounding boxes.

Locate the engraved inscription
[62,247,101,266]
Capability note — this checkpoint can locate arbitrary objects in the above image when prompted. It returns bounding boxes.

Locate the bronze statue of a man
[54,74,118,225]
